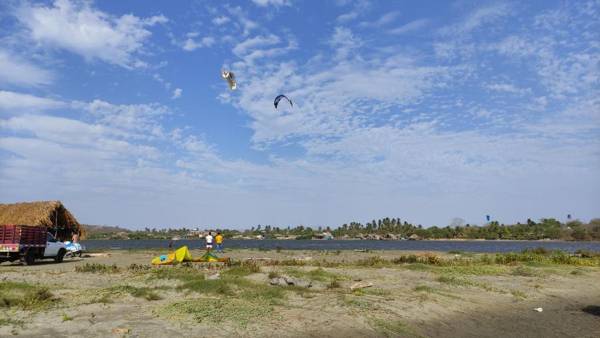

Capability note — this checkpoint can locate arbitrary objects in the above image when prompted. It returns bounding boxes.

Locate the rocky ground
[1,248,599,337]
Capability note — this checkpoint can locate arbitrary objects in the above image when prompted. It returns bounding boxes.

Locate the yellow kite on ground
[151,245,193,265]
[151,246,229,265]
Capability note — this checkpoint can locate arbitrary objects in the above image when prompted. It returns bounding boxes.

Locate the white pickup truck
[0,225,67,265]
[43,232,68,263]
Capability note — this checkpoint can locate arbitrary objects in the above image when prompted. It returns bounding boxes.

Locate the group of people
[204,231,224,253]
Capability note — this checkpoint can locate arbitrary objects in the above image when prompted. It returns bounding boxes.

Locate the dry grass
[75,263,121,274]
[0,281,57,311]
[0,201,84,239]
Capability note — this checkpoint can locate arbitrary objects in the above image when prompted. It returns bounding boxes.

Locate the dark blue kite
[274,94,293,109]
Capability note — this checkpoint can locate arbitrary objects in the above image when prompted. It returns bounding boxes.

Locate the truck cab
[44,232,66,259]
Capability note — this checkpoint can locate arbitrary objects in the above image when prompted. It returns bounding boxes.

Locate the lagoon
[83,239,600,252]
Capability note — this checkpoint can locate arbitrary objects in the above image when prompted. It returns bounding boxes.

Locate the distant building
[313,232,334,240]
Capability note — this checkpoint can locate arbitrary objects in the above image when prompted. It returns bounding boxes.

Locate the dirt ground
[1,248,599,338]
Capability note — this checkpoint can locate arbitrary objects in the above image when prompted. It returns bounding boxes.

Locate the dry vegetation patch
[0,281,57,311]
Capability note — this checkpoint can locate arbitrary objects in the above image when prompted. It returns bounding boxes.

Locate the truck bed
[0,225,46,252]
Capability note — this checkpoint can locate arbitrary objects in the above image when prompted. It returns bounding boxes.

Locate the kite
[221,70,237,90]
[274,94,293,109]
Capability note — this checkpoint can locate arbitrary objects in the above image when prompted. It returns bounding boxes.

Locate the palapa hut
[0,201,84,241]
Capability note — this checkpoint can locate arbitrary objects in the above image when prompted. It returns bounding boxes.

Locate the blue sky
[0,0,598,229]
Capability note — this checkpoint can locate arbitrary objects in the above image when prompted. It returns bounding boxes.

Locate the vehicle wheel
[22,250,36,265]
[54,249,66,263]
[77,251,82,258]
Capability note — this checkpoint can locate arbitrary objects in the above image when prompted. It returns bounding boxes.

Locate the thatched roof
[0,201,84,240]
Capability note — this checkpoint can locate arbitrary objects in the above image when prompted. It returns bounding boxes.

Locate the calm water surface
[82,239,600,253]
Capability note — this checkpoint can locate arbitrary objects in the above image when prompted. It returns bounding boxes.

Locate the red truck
[0,224,67,265]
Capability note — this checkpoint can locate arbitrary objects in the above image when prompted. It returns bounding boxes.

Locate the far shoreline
[83,238,600,242]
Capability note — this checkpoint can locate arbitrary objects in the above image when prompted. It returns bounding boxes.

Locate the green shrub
[574,250,599,258]
[511,290,527,299]
[266,259,306,266]
[511,266,541,277]
[479,254,494,264]
[178,279,233,296]
[239,285,284,305]
[110,285,162,301]
[162,298,274,327]
[0,317,25,328]
[437,275,475,287]
[127,263,152,272]
[414,285,434,293]
[327,279,341,289]
[150,266,203,282]
[222,261,260,277]
[392,255,418,264]
[355,256,388,267]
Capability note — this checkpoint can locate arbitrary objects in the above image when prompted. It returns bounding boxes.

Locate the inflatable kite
[274,94,293,109]
[151,246,229,265]
[222,70,237,90]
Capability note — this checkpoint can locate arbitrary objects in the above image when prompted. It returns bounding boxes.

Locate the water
[82,239,600,253]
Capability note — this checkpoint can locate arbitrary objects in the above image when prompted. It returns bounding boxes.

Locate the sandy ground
[1,248,599,338]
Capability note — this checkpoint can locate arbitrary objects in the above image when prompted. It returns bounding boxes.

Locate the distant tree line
[86,217,600,241]
[243,218,600,241]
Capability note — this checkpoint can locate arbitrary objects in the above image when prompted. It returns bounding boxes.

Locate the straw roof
[0,201,84,240]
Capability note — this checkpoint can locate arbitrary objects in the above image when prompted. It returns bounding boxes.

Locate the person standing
[205,231,214,251]
[215,232,224,253]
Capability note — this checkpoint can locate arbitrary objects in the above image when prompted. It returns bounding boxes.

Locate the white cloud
[489,9,600,99]
[171,88,182,99]
[486,83,531,95]
[440,3,512,36]
[233,34,280,56]
[0,93,170,139]
[232,48,449,144]
[182,39,201,51]
[252,0,291,7]
[336,0,370,23]
[0,50,54,87]
[79,99,170,139]
[226,6,258,36]
[144,15,168,26]
[201,36,216,47]
[359,11,400,28]
[491,36,537,57]
[0,98,176,202]
[153,73,171,90]
[16,0,167,68]
[329,27,361,60]
[337,11,358,23]
[388,19,429,35]
[0,91,65,113]
[212,16,230,26]
[182,34,216,51]
[228,34,298,69]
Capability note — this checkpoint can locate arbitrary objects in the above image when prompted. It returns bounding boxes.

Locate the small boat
[171,236,181,241]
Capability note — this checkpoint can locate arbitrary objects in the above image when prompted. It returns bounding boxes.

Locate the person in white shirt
[205,231,214,251]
